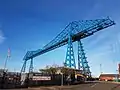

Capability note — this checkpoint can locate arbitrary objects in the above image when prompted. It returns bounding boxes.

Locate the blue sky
[0,0,120,77]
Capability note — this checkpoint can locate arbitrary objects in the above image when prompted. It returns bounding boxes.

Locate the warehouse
[99,74,120,81]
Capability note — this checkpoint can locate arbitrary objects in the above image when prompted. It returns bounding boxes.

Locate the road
[18,82,120,90]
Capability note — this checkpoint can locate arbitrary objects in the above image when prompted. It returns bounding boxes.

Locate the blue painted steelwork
[78,40,91,76]
[65,31,76,68]
[29,58,33,73]
[21,17,115,73]
[21,60,27,73]
[21,58,33,73]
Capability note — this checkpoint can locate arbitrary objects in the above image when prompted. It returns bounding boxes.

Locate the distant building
[56,67,83,74]
[99,74,120,81]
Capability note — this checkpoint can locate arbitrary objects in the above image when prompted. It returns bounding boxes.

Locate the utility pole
[100,64,102,74]
[116,70,118,82]
[61,73,63,86]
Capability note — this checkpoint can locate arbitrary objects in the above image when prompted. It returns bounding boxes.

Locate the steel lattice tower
[65,31,76,68]
[78,40,91,76]
[21,51,34,73]
[29,58,33,73]
[21,58,33,73]
[21,60,27,73]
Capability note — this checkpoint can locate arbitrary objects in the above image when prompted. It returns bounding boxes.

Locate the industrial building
[99,74,120,81]
[99,63,120,81]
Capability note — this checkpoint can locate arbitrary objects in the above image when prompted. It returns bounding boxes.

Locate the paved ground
[14,82,120,90]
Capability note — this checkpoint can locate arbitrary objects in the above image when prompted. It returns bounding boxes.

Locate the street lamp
[116,70,118,82]
[100,64,103,74]
[61,72,63,86]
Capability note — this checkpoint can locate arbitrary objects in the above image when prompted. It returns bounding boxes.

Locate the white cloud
[0,30,5,44]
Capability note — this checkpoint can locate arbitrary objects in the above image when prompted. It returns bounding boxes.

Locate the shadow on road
[111,84,120,90]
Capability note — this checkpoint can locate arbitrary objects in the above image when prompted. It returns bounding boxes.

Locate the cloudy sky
[0,0,120,77]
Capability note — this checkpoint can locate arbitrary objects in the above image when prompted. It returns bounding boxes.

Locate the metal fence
[0,72,84,89]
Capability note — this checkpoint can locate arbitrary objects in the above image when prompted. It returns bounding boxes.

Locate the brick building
[99,74,120,81]
[99,63,120,81]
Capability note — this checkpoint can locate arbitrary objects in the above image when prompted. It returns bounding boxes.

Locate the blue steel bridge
[21,17,115,77]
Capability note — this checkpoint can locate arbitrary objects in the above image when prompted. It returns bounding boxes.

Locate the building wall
[99,76,114,81]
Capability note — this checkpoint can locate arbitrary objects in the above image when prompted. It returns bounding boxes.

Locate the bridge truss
[21,17,115,76]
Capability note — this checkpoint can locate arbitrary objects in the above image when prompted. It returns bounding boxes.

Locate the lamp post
[116,70,118,82]
[61,72,63,86]
[100,64,103,74]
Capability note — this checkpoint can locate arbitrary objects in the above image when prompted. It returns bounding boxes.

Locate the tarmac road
[18,82,120,90]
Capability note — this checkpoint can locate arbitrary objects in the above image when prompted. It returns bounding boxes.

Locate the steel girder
[29,58,33,73]
[78,40,91,76]
[65,32,76,68]
[21,60,27,73]
[21,58,33,73]
[23,17,115,61]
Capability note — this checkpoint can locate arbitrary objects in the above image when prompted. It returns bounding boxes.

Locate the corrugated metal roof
[99,74,120,77]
